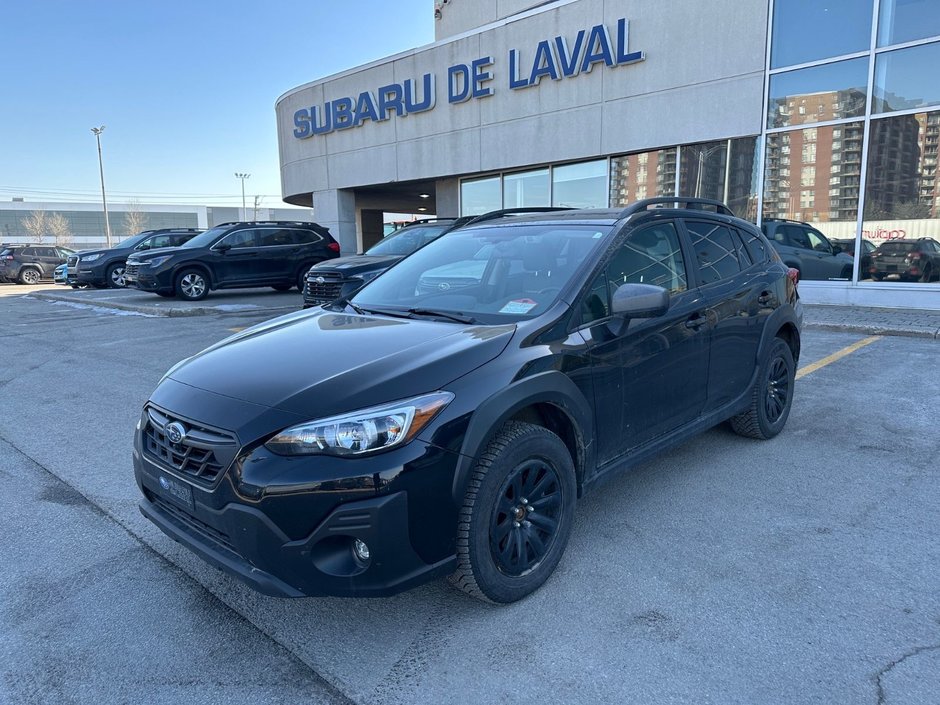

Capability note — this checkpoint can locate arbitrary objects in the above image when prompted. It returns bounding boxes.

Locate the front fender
[450,370,595,503]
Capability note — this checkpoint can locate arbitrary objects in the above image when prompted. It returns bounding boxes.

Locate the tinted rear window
[878,242,918,252]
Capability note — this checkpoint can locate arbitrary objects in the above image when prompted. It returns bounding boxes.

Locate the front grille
[143,406,238,487]
[148,492,237,554]
[67,255,79,268]
[125,262,141,278]
[305,273,345,302]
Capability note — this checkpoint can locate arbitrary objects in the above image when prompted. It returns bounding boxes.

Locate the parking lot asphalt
[1,290,939,704]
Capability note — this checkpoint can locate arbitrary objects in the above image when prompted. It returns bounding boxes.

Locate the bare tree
[123,200,148,238]
[20,211,48,243]
[48,213,73,247]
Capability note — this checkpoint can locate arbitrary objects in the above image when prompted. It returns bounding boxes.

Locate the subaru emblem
[165,421,187,445]
[316,276,325,284]
[159,476,170,490]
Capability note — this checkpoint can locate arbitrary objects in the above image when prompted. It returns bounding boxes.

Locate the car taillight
[328,242,340,253]
[787,267,799,286]
[905,251,923,262]
[1,255,12,260]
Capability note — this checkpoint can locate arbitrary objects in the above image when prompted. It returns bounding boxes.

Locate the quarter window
[686,221,742,285]
[258,229,297,247]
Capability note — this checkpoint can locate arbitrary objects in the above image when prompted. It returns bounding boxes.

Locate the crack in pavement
[0,430,358,705]
[874,643,940,705]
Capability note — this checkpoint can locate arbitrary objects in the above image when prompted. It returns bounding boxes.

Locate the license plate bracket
[158,474,194,512]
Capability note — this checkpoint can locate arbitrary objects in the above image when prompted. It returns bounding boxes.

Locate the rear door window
[686,221,742,285]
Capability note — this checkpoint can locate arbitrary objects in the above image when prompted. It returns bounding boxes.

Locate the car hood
[128,246,181,262]
[165,308,515,418]
[309,254,402,275]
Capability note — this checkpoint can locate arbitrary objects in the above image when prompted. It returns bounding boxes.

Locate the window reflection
[503,169,550,208]
[863,110,940,284]
[460,176,501,215]
[878,0,940,47]
[771,0,873,69]
[609,148,677,207]
[872,42,940,114]
[679,141,728,202]
[768,58,869,128]
[552,160,607,209]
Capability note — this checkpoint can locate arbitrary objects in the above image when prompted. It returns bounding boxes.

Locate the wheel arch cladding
[758,307,802,367]
[451,370,594,503]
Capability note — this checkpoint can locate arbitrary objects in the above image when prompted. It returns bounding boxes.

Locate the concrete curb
[803,322,940,340]
[29,290,299,318]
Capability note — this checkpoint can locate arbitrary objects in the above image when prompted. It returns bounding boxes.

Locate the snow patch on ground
[43,299,158,317]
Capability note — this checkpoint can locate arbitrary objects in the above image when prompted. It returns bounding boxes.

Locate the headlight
[80,253,102,262]
[265,391,454,457]
[355,270,382,284]
[146,255,173,267]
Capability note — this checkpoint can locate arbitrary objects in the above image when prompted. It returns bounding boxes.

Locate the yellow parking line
[796,335,881,380]
[228,327,246,333]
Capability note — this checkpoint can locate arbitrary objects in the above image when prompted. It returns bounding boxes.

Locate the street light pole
[235,173,250,221]
[91,126,112,248]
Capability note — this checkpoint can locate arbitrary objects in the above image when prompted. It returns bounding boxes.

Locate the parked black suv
[869,237,940,282]
[124,221,340,300]
[134,198,801,603]
[761,218,854,280]
[69,228,203,289]
[0,244,75,284]
[303,218,466,307]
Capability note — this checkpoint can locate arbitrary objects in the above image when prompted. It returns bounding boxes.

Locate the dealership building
[276,0,940,309]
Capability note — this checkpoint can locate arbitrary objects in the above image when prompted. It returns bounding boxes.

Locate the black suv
[303,218,466,307]
[134,198,801,603]
[69,228,203,289]
[869,237,940,282]
[0,244,75,284]
[761,218,854,280]
[124,221,340,300]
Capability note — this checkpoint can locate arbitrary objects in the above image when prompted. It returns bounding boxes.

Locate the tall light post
[235,173,250,221]
[91,126,112,248]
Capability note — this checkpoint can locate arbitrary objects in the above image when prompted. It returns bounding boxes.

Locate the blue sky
[2,1,433,208]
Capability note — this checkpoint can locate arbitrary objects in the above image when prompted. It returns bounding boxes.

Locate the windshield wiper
[404,308,477,324]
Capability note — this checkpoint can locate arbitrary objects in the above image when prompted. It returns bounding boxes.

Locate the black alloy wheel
[730,337,795,440]
[451,421,576,603]
[107,263,126,288]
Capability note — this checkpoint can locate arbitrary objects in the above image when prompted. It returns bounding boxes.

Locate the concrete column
[312,189,357,255]
[435,178,460,217]
[359,209,384,251]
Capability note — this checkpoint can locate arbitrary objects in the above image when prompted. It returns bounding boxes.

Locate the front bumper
[125,269,169,292]
[133,414,462,597]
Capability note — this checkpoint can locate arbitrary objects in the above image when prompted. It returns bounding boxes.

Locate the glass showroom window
[763,121,864,279]
[726,137,760,221]
[768,58,869,129]
[552,160,607,209]
[771,0,873,69]
[872,41,940,114]
[609,149,676,207]
[679,141,728,202]
[460,176,501,215]
[878,0,940,47]
[503,168,550,209]
[862,110,940,285]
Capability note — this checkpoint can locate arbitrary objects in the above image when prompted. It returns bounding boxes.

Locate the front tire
[175,269,209,301]
[106,263,126,288]
[730,337,795,440]
[450,421,576,603]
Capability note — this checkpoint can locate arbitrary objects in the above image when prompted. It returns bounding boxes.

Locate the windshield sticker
[500,298,537,314]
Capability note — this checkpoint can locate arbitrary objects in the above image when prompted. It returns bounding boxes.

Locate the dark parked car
[868,237,940,282]
[830,237,876,280]
[761,218,854,280]
[303,218,466,307]
[69,228,203,289]
[0,245,75,284]
[124,221,340,300]
[134,198,802,603]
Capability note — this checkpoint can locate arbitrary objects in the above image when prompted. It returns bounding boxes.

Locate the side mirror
[611,283,670,318]
[831,244,842,255]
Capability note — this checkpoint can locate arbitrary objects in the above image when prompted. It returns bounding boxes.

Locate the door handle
[684,314,707,330]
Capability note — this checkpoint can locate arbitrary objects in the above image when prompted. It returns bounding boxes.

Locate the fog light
[353,539,370,561]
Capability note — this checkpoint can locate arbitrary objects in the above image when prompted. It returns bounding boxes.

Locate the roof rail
[461,206,575,227]
[618,197,735,218]
[214,221,320,227]
[762,217,809,226]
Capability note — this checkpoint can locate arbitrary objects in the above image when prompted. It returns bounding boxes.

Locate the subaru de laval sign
[292,18,644,139]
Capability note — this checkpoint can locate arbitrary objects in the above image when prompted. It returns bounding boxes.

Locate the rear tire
[449,421,576,603]
[297,265,316,291]
[18,268,41,285]
[919,265,933,283]
[730,337,795,440]
[175,269,209,301]
[271,284,292,292]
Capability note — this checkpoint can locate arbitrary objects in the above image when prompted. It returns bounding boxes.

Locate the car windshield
[118,231,154,249]
[0,248,12,256]
[179,226,229,249]
[351,223,610,323]
[366,223,454,256]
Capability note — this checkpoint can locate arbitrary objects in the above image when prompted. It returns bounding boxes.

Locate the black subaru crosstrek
[123,221,340,300]
[69,228,203,289]
[134,198,802,603]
